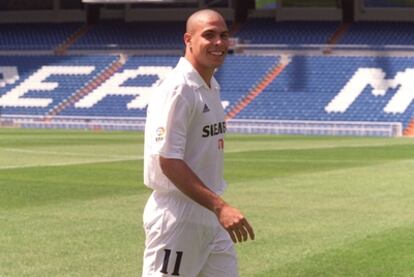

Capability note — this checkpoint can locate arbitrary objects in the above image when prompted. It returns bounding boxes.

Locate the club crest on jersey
[155,127,165,142]
[202,121,226,138]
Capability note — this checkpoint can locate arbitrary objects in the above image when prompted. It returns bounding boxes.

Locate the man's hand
[215,204,255,243]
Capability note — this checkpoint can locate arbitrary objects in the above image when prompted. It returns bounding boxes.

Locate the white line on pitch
[0,157,143,170]
[0,147,140,159]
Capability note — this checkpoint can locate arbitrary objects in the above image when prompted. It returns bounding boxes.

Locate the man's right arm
[159,156,255,243]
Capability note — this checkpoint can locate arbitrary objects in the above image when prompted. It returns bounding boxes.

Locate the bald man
[143,9,254,276]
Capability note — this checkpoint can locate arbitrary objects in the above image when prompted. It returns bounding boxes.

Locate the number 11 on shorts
[160,249,183,276]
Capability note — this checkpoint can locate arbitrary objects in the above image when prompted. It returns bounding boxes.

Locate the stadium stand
[235,55,414,131]
[1,53,413,135]
[234,19,340,45]
[0,23,83,50]
[0,55,278,117]
[71,21,184,50]
[0,55,119,116]
[216,55,280,114]
[338,22,414,47]
[1,9,414,136]
[59,55,179,117]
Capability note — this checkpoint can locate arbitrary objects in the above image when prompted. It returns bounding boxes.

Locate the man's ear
[184,32,192,47]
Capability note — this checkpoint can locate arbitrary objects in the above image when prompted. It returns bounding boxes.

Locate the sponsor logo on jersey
[202,121,226,138]
[155,127,165,142]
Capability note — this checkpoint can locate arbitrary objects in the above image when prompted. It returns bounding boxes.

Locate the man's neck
[184,56,214,88]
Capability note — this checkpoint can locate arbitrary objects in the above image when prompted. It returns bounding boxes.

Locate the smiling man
[142,9,255,277]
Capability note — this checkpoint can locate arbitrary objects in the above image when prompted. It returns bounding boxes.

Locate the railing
[226,119,403,137]
[0,115,403,137]
[0,115,146,131]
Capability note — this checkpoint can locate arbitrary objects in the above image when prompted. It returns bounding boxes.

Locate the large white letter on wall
[74,66,173,109]
[0,66,95,107]
[325,68,414,114]
[383,69,414,114]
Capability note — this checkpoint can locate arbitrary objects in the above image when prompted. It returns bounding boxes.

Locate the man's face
[187,15,229,72]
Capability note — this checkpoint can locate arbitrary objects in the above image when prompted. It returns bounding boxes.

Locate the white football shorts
[142,190,238,277]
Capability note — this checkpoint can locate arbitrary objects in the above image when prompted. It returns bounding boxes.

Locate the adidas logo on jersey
[203,103,210,113]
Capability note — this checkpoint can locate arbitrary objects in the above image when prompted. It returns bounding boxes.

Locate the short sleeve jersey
[144,57,227,195]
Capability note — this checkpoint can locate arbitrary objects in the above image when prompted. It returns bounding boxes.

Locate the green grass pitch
[1,128,414,276]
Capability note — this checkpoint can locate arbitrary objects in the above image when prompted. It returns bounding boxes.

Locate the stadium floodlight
[82,0,197,3]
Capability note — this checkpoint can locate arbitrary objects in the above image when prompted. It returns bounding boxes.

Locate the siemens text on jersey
[202,121,226,138]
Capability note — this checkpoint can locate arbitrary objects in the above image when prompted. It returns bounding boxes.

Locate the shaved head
[186,9,226,34]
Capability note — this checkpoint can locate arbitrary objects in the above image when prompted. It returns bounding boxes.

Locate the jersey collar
[178,57,220,91]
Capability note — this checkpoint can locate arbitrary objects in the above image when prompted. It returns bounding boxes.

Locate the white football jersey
[144,57,227,195]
